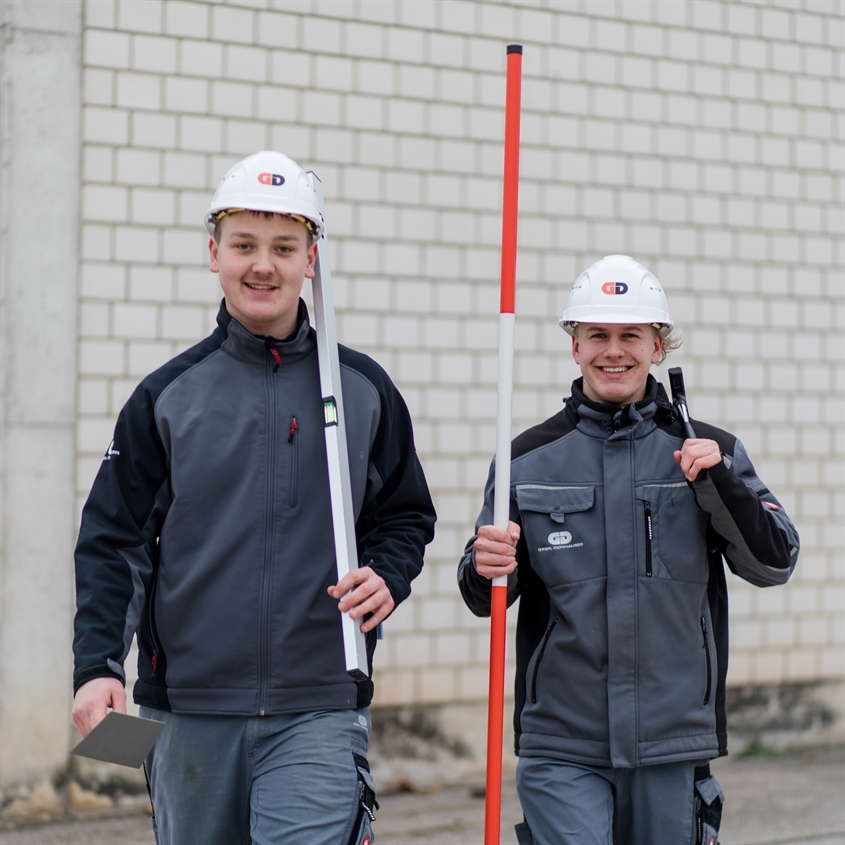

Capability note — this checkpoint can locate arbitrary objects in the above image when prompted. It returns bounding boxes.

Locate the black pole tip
[507,44,523,54]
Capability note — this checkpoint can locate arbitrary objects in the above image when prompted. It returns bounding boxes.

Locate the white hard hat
[559,254,673,336]
[205,151,324,239]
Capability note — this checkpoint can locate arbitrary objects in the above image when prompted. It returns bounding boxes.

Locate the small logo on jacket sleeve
[103,440,120,461]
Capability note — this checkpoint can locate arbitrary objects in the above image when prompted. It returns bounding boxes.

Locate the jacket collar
[214,299,315,366]
[564,374,674,439]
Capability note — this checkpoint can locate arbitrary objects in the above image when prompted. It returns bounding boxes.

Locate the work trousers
[140,706,374,845]
[515,755,724,845]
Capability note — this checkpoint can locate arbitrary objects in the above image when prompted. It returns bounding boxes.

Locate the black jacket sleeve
[72,380,170,693]
[692,431,799,587]
[72,336,217,694]
[353,364,436,607]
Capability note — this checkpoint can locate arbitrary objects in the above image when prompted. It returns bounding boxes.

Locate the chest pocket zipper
[531,619,557,704]
[644,501,653,577]
[288,416,298,508]
[701,617,712,706]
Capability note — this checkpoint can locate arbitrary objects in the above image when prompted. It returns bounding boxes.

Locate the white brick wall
[76,0,844,706]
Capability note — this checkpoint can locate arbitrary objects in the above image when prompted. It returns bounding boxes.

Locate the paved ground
[1,746,842,844]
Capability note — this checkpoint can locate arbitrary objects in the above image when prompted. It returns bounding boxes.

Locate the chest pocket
[635,483,709,583]
[515,485,605,584]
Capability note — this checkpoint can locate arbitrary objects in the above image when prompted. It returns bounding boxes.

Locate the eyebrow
[587,326,645,332]
[227,231,302,243]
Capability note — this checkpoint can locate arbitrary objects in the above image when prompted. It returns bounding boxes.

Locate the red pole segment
[484,584,509,845]
[499,45,522,316]
[484,43,523,845]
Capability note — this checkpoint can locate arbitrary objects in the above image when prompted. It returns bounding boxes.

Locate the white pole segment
[308,171,369,681]
[492,311,515,589]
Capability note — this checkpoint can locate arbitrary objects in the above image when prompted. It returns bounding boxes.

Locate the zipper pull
[644,502,653,577]
[264,337,282,372]
[151,651,158,675]
[288,416,298,443]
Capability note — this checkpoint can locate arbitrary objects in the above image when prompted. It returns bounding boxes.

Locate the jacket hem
[136,681,363,715]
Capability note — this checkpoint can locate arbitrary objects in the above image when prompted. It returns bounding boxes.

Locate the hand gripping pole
[668,366,707,482]
[308,172,368,681]
[668,367,697,440]
[485,43,523,845]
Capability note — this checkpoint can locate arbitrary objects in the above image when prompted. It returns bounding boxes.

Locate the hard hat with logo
[204,150,324,239]
[559,254,673,336]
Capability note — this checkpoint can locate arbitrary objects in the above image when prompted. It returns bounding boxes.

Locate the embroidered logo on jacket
[538,531,584,552]
[102,440,120,461]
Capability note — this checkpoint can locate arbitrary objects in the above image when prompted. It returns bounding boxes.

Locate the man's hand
[473,522,521,580]
[674,438,723,482]
[72,676,126,738]
[328,566,394,634]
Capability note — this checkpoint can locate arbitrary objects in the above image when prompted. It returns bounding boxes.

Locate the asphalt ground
[1,746,842,845]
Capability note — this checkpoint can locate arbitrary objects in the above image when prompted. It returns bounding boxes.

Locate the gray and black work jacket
[458,376,798,769]
[74,300,436,716]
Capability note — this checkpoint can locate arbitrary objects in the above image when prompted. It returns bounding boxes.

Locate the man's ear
[571,331,581,365]
[209,237,219,273]
[651,332,664,365]
[304,241,318,280]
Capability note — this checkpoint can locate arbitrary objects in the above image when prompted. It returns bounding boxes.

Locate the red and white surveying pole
[485,43,523,845]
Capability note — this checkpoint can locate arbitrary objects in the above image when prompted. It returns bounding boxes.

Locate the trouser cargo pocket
[347,752,378,845]
[693,764,724,845]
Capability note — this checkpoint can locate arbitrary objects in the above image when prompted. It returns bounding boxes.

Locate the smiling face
[571,323,663,406]
[209,211,317,339]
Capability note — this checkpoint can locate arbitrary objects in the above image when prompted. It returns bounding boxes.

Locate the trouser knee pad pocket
[693,764,724,845]
[347,752,378,845]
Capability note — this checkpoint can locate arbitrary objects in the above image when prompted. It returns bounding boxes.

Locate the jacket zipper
[258,355,278,715]
[288,416,298,508]
[644,502,653,577]
[701,616,712,706]
[531,619,557,704]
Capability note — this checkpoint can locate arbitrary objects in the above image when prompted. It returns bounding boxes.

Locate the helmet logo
[601,281,628,295]
[258,172,285,186]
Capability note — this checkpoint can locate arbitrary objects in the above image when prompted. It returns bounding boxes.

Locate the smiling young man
[458,255,799,845]
[72,151,436,845]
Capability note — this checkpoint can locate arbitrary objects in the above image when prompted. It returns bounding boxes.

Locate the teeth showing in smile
[601,366,630,373]
[246,283,274,291]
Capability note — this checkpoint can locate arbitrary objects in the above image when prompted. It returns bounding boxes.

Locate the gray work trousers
[141,706,375,845]
[515,755,724,845]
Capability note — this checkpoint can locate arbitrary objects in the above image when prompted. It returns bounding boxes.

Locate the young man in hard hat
[458,255,799,845]
[72,151,436,845]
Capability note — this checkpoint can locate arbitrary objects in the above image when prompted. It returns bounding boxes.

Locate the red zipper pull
[270,348,281,371]
[288,417,298,443]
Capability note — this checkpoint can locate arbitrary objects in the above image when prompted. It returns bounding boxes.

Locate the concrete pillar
[0,0,82,789]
